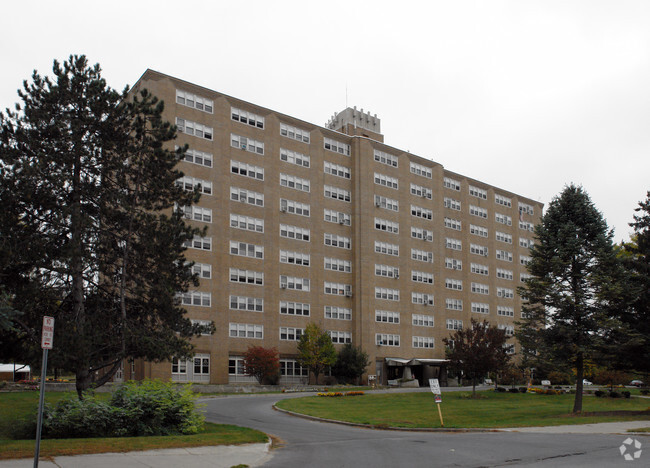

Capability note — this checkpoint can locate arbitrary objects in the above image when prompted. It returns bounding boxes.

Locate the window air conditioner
[375,201,381,207]
[339,219,345,225]
[345,292,353,298]
[280,284,287,289]
[241,143,247,150]
[280,207,286,212]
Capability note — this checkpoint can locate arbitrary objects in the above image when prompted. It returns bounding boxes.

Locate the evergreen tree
[517,184,624,413]
[297,323,337,384]
[332,343,370,385]
[443,319,510,396]
[0,55,212,397]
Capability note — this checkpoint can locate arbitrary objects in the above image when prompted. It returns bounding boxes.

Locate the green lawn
[0,392,268,460]
[276,391,650,429]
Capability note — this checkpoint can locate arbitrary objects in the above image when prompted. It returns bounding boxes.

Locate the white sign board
[41,316,55,349]
[541,380,551,386]
[429,378,441,395]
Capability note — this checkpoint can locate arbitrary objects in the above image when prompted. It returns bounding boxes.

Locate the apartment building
[123,69,542,386]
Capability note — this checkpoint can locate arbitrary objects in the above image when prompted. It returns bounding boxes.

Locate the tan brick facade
[127,70,542,386]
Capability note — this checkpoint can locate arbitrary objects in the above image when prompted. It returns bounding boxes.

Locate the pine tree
[0,55,212,397]
[517,184,624,413]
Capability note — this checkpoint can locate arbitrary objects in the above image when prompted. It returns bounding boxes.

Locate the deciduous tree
[243,346,280,384]
[332,343,370,385]
[297,323,337,384]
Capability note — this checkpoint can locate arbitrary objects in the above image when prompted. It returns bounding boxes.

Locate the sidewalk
[500,420,650,434]
[0,442,272,468]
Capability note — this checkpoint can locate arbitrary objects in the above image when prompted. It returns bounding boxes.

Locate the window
[376,310,400,323]
[496,231,513,244]
[376,334,400,346]
[469,205,488,219]
[324,282,352,296]
[445,278,463,291]
[471,282,489,295]
[445,258,462,270]
[469,185,487,199]
[446,298,463,311]
[411,270,433,284]
[280,359,309,377]
[280,123,310,143]
[497,306,515,317]
[230,186,264,206]
[229,323,263,339]
[280,301,310,316]
[178,205,212,223]
[470,224,488,237]
[375,264,399,278]
[497,287,514,299]
[495,194,512,208]
[280,250,310,267]
[375,287,400,301]
[230,269,263,285]
[280,275,310,291]
[179,291,211,307]
[324,137,350,155]
[443,177,461,191]
[230,295,263,312]
[325,306,352,320]
[413,336,435,348]
[230,241,263,259]
[184,235,211,251]
[176,90,213,113]
[231,160,264,181]
[471,303,490,314]
[410,183,432,199]
[325,185,351,202]
[230,214,264,233]
[280,173,310,192]
[375,217,399,234]
[374,149,398,167]
[231,133,264,154]
[324,233,351,249]
[411,227,433,242]
[374,172,398,189]
[413,314,434,327]
[445,238,462,251]
[496,250,513,262]
[279,327,303,341]
[519,220,534,231]
[280,199,310,217]
[176,176,213,195]
[411,205,432,220]
[324,209,351,226]
[176,118,213,140]
[446,319,463,330]
[182,148,213,167]
[228,356,246,377]
[324,257,351,273]
[280,224,310,242]
[444,197,461,211]
[375,195,398,211]
[410,162,432,179]
[471,263,489,276]
[325,161,351,179]
[411,248,433,262]
[231,107,264,129]
[172,357,187,376]
[520,273,532,282]
[192,354,210,380]
[280,148,310,167]
[518,202,534,216]
[376,241,400,257]
[495,213,512,226]
[412,292,434,305]
[328,331,352,344]
[497,268,514,280]
[499,324,515,337]
[191,262,211,279]
[519,238,534,248]
[470,243,488,257]
[444,217,462,231]
[520,255,532,266]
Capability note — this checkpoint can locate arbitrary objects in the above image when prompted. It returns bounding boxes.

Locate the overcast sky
[2,0,648,242]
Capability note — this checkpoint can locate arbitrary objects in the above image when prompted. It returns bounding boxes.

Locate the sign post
[34,316,54,468]
[428,378,444,427]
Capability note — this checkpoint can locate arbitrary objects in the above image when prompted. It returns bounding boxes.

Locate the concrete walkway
[501,420,650,434]
[0,442,272,468]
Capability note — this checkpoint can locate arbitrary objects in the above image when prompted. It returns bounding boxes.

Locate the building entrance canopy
[385,358,449,366]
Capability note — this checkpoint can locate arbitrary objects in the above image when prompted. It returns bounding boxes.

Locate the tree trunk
[573,352,584,413]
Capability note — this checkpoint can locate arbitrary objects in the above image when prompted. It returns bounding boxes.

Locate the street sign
[41,316,54,350]
[434,394,442,403]
[429,378,441,395]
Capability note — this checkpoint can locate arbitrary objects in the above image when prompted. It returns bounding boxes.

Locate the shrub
[345,391,365,396]
[508,388,519,393]
[518,387,528,393]
[495,387,506,393]
[594,390,606,397]
[622,391,631,399]
[608,391,621,399]
[43,396,118,438]
[243,346,280,385]
[641,389,649,396]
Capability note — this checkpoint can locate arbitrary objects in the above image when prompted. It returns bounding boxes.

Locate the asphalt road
[201,389,648,468]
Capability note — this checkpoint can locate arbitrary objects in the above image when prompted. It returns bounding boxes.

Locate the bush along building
[118,70,542,387]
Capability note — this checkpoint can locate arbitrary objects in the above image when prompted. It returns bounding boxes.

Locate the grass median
[0,391,268,460]
[275,391,650,429]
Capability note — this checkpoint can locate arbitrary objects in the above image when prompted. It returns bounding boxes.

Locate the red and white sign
[41,316,55,349]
